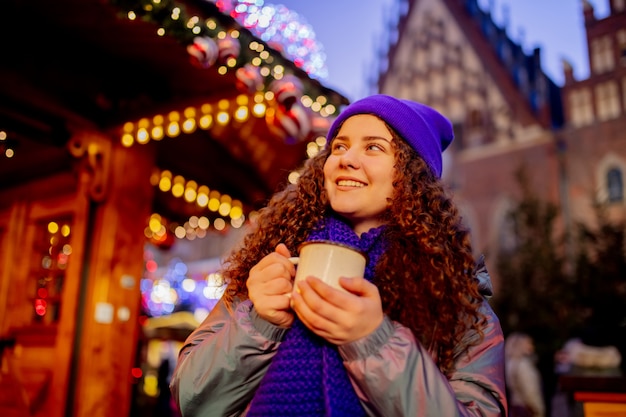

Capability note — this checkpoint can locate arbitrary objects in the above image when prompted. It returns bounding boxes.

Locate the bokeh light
[212,0,328,80]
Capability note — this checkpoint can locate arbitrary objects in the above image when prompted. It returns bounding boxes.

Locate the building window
[595,81,621,121]
[514,65,528,90]
[494,199,518,257]
[591,36,615,74]
[498,214,518,255]
[619,29,626,66]
[452,122,465,150]
[464,108,489,147]
[569,88,594,127]
[597,156,626,205]
[607,167,624,203]
[430,41,443,67]
[623,77,626,111]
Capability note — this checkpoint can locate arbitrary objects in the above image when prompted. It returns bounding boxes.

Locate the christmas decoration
[187,36,219,69]
[267,74,311,142]
[269,74,304,109]
[310,115,331,136]
[266,102,311,143]
[217,32,241,64]
[235,64,264,94]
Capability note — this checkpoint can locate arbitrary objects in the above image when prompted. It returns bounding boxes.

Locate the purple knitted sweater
[247,215,387,416]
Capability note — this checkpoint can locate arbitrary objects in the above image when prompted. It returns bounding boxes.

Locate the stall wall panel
[0,177,89,417]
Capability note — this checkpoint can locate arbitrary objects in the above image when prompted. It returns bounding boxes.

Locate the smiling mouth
[337,180,365,188]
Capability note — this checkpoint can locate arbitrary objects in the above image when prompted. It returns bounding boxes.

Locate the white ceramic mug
[289,240,367,292]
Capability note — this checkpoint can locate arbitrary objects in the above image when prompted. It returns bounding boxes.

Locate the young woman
[170,94,507,416]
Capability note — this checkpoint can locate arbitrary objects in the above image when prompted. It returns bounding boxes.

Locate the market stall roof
[0,0,348,223]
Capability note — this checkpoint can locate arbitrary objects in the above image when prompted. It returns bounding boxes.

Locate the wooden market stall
[0,1,348,416]
[558,373,626,417]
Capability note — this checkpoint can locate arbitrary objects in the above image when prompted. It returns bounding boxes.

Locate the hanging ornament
[267,40,285,55]
[269,74,303,109]
[266,102,311,143]
[217,33,241,63]
[310,115,331,137]
[187,36,219,69]
[235,64,264,94]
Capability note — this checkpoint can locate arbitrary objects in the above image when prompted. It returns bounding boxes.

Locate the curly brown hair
[222,122,485,375]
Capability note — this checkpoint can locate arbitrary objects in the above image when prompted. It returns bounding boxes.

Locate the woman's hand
[247,243,296,328]
[290,275,384,345]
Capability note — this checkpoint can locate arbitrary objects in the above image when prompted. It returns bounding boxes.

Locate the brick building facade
[378,0,626,290]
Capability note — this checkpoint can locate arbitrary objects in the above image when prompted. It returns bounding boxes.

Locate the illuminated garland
[109,0,346,113]
[110,0,341,243]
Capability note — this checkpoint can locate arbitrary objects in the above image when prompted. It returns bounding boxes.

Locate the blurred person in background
[505,332,545,417]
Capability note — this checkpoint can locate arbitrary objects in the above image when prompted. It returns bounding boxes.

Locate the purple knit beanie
[326,94,454,178]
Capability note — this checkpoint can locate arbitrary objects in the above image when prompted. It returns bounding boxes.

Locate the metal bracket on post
[66,132,112,202]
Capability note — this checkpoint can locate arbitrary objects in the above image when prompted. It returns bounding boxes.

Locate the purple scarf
[247,215,387,416]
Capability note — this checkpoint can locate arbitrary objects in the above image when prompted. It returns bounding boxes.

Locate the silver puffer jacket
[170,259,507,416]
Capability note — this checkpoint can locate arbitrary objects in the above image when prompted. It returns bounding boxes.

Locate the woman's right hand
[246,243,296,328]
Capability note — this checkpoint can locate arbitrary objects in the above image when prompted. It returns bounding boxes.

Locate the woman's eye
[332,143,347,151]
[367,143,383,151]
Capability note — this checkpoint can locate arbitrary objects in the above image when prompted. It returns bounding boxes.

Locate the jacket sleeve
[339,299,507,417]
[169,297,288,417]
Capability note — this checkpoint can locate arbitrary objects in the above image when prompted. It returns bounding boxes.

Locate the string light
[146,168,248,244]
[0,130,16,158]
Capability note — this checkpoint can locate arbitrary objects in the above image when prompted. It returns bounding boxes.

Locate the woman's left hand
[290,276,384,345]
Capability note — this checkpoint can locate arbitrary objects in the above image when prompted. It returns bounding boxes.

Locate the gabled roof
[450,0,563,128]
[381,0,563,129]
[0,0,347,222]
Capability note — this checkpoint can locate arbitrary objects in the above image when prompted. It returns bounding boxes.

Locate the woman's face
[323,114,396,235]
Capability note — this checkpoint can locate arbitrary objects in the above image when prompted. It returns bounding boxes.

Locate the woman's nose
[338,148,360,169]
